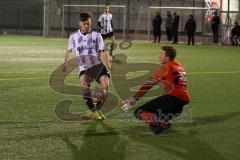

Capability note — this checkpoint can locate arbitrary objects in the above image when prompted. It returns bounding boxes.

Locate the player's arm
[63,35,74,72]
[97,15,103,29]
[63,50,72,72]
[122,65,168,112]
[100,51,111,71]
[111,15,114,29]
[98,33,111,71]
[98,22,103,29]
[111,20,114,29]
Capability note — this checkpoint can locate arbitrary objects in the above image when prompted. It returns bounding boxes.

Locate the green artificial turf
[0,35,240,160]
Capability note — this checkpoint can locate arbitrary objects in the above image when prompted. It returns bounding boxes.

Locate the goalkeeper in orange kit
[122,46,190,134]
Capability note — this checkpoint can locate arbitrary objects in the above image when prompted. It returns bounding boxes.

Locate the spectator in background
[231,21,240,46]
[152,11,162,43]
[165,11,173,42]
[172,12,180,44]
[211,12,220,44]
[185,15,196,45]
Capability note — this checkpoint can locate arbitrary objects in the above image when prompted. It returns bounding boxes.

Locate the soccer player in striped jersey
[63,12,111,120]
[122,46,190,134]
[98,5,116,57]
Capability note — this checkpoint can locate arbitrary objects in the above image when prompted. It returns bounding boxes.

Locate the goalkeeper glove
[121,96,136,112]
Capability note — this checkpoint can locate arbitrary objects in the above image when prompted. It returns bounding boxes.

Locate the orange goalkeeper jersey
[134,60,190,103]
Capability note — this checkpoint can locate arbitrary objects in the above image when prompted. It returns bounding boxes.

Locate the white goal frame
[147,6,212,40]
[62,5,126,39]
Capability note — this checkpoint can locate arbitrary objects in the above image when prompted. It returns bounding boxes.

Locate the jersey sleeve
[152,64,169,81]
[133,65,168,101]
[67,35,74,51]
[98,14,103,22]
[98,33,105,52]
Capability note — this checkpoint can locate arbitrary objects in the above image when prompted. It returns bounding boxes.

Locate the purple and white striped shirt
[98,13,113,34]
[68,29,104,72]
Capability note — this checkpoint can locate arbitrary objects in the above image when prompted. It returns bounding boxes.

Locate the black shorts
[79,63,110,83]
[101,32,114,40]
[134,95,188,121]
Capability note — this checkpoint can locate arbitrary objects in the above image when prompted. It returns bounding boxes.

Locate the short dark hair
[79,12,92,21]
[161,46,177,60]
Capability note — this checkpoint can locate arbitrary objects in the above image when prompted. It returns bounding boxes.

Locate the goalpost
[62,5,126,39]
[147,6,212,42]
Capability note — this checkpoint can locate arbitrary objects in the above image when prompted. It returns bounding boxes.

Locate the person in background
[152,11,162,43]
[230,21,240,46]
[98,5,116,57]
[172,12,180,44]
[211,12,220,44]
[165,11,173,42]
[185,15,196,45]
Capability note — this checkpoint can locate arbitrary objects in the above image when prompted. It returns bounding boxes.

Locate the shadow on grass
[62,122,126,160]
[176,110,240,127]
[129,129,226,160]
[125,111,240,160]
[1,111,239,141]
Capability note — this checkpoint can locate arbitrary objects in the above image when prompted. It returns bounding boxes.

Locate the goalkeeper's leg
[134,95,185,134]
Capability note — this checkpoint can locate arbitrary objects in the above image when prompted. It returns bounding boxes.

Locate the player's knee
[99,76,109,90]
[80,80,90,89]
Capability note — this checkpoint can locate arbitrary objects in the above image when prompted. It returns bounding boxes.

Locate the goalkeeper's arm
[122,65,168,112]
[133,65,168,101]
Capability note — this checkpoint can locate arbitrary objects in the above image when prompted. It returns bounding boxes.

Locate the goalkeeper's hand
[121,96,136,112]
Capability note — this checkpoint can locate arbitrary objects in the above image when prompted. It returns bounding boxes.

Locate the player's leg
[176,30,178,43]
[93,64,110,119]
[232,36,236,45]
[213,29,218,43]
[109,33,116,57]
[216,29,219,43]
[192,34,195,45]
[80,74,94,110]
[153,31,157,43]
[187,34,190,45]
[166,28,171,41]
[96,75,109,109]
[212,28,215,43]
[95,75,109,120]
[172,30,177,43]
[80,74,103,120]
[230,36,234,45]
[101,34,107,41]
[158,32,161,43]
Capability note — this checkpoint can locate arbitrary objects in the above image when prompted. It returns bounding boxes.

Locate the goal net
[47,3,126,39]
[134,6,214,44]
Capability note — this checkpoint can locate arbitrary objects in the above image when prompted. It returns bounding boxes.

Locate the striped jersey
[68,29,104,72]
[98,13,113,34]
